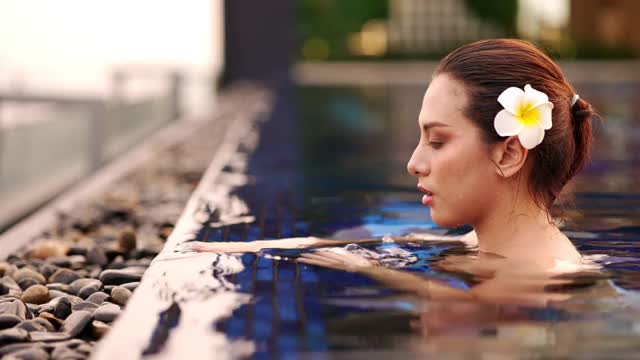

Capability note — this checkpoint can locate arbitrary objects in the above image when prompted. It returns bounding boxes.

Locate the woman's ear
[491,136,528,178]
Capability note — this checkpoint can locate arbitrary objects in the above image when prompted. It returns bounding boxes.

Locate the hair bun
[572,98,592,123]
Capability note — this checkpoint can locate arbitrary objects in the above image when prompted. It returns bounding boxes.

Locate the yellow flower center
[516,101,540,127]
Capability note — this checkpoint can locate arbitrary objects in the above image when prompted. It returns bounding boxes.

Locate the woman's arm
[182,230,477,253]
[297,249,572,306]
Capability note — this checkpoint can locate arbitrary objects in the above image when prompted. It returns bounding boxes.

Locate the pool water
[199,83,640,358]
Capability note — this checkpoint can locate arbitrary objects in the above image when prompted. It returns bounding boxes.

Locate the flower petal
[532,102,554,130]
[518,125,545,149]
[494,109,523,136]
[523,84,549,109]
[497,87,525,114]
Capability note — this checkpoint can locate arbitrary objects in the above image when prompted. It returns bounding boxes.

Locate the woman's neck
[472,193,580,263]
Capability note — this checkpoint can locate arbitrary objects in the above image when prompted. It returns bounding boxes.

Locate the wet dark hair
[435,39,596,211]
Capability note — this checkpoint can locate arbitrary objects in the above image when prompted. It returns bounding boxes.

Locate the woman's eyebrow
[422,121,450,130]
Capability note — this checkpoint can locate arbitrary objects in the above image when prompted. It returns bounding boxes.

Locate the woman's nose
[407,148,429,177]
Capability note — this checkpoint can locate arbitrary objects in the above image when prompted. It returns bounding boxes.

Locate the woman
[186,39,611,305]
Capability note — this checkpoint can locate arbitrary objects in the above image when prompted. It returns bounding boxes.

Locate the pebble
[17,278,40,291]
[21,285,50,305]
[71,301,99,314]
[90,320,111,339]
[14,300,30,320]
[48,269,81,285]
[46,283,70,292]
[0,276,22,296]
[0,327,29,344]
[29,331,71,342]
[60,310,92,337]
[29,240,69,260]
[110,286,132,306]
[51,346,84,360]
[78,282,102,299]
[86,291,110,305]
[121,281,140,292]
[39,263,59,279]
[48,290,69,299]
[0,343,45,357]
[118,228,137,253]
[38,313,63,330]
[0,314,22,329]
[45,256,72,268]
[4,346,49,360]
[53,297,72,319]
[12,268,46,286]
[86,247,108,267]
[0,262,14,277]
[93,303,121,323]
[15,319,49,332]
[33,317,55,332]
[99,269,143,285]
[68,278,101,297]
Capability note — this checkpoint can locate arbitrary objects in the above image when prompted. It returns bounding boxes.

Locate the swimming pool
[199,83,640,358]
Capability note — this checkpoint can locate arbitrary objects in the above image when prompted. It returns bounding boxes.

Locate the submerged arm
[298,250,570,306]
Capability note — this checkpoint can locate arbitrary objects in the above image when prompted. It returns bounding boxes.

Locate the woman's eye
[429,141,444,149]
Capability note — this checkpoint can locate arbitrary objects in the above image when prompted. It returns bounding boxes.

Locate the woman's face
[407,74,498,227]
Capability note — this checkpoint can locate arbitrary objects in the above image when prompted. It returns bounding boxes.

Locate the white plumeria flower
[494,84,554,149]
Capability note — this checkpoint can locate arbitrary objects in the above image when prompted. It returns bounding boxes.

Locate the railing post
[169,71,183,122]
[88,101,107,172]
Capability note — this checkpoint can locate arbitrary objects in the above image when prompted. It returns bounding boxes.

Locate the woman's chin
[430,210,462,228]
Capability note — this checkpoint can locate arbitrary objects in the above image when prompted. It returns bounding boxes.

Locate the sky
[0,0,221,96]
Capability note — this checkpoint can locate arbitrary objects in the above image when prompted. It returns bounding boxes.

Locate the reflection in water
[208,83,640,358]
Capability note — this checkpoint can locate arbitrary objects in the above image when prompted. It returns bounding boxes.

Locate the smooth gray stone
[86,247,108,267]
[6,346,49,360]
[60,310,92,337]
[32,318,55,332]
[120,282,140,291]
[93,303,121,323]
[15,319,48,332]
[110,286,132,306]
[39,263,60,279]
[98,269,142,285]
[68,279,101,296]
[29,331,71,342]
[77,282,101,299]
[51,346,84,360]
[0,342,46,357]
[48,269,81,285]
[71,301,99,314]
[0,327,29,344]
[86,291,109,305]
[48,290,69,299]
[1,276,21,292]
[53,297,72,319]
[14,300,29,320]
[0,314,22,329]
[45,256,72,268]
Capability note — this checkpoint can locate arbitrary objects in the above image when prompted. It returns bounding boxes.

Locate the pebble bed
[0,87,257,359]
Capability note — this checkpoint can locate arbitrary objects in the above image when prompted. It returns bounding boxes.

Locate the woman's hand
[179,237,324,253]
[297,248,377,272]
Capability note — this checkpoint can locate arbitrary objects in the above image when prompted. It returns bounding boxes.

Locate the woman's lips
[417,185,434,206]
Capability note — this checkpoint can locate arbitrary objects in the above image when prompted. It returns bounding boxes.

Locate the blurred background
[1,0,639,231]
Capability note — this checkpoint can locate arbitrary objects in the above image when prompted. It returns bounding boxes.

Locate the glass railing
[0,71,193,230]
